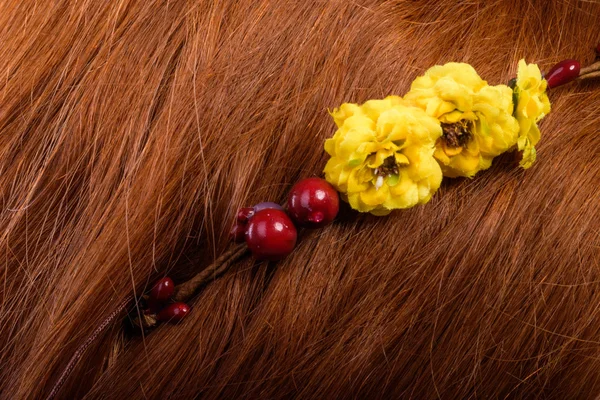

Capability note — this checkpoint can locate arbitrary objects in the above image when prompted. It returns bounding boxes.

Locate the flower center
[441,121,472,148]
[373,156,399,177]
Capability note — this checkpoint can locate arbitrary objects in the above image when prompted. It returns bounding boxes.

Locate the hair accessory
[137,53,600,329]
[49,48,600,400]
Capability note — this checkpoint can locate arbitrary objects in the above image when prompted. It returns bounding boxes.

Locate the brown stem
[580,61,600,76]
[578,70,600,80]
[173,243,248,302]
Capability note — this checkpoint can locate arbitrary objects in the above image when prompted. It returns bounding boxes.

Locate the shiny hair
[1,0,600,398]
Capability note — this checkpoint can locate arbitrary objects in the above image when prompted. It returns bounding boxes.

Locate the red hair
[1,0,599,398]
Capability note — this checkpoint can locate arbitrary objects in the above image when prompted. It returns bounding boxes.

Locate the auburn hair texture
[1,0,599,398]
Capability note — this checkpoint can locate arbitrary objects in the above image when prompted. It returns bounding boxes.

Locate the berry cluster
[144,277,190,324]
[142,177,339,325]
[230,177,340,260]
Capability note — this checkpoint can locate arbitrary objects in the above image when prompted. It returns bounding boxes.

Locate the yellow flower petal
[513,59,551,168]
[405,62,519,178]
[323,99,443,215]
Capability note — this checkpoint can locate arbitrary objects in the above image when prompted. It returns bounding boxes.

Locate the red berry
[150,277,174,302]
[236,207,254,223]
[230,222,246,243]
[157,302,190,323]
[287,178,339,228]
[545,59,580,89]
[245,209,297,261]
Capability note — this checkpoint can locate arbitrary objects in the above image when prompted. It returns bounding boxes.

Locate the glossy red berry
[157,302,190,323]
[245,209,297,261]
[287,178,339,228]
[236,207,254,223]
[150,277,174,302]
[545,59,580,89]
[230,222,246,243]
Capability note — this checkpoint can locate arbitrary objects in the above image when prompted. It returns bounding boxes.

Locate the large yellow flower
[513,60,551,169]
[323,96,443,216]
[405,63,519,178]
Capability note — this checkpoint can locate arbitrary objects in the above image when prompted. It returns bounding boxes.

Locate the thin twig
[173,244,248,302]
[578,70,600,81]
[580,61,600,76]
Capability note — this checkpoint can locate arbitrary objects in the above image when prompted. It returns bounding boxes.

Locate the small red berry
[230,222,246,243]
[287,178,339,228]
[236,207,254,223]
[245,209,297,261]
[157,302,190,323]
[150,277,174,302]
[545,59,580,89]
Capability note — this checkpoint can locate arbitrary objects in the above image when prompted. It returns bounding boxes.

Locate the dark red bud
[157,302,190,323]
[545,59,580,89]
[150,277,174,302]
[230,222,246,243]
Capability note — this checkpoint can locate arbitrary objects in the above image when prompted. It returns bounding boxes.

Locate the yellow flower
[513,59,551,169]
[323,96,443,216]
[405,63,519,178]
